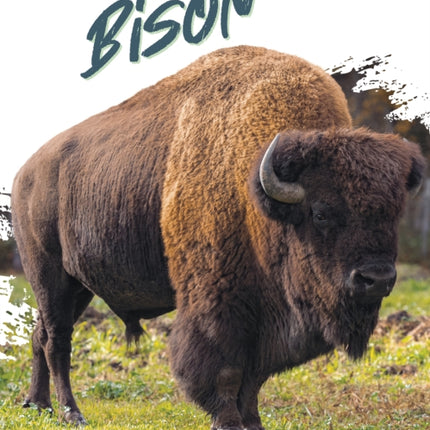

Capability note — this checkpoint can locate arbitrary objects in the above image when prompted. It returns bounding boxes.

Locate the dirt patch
[406,317,430,340]
[375,310,430,340]
[382,364,418,376]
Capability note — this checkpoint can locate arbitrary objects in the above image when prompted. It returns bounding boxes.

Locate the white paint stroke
[0,275,37,361]
[328,55,430,131]
[0,192,12,241]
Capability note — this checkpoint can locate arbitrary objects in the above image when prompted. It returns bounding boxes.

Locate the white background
[1,0,429,190]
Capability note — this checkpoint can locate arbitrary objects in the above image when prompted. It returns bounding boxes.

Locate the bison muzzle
[348,263,397,299]
[11,46,425,429]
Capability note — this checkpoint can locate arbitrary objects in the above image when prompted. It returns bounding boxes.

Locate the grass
[1,265,430,429]
[380,264,430,317]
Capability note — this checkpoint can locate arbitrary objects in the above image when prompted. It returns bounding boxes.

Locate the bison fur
[12,46,425,429]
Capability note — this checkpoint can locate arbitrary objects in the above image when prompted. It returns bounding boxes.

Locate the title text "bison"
[81,0,255,79]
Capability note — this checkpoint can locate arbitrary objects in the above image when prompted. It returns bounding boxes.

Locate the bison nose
[348,264,397,300]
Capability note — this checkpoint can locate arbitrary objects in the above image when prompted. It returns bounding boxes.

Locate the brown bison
[12,46,425,429]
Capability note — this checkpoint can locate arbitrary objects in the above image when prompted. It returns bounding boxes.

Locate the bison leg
[210,367,244,430]
[23,315,52,411]
[169,316,245,429]
[25,268,93,426]
[238,376,265,430]
[45,277,93,425]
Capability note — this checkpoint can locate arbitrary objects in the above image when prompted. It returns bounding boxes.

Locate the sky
[1,0,429,191]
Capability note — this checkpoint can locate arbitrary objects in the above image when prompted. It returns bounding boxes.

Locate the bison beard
[11,46,425,429]
[333,299,381,360]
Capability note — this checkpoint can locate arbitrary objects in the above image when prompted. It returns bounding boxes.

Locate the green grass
[1,266,430,429]
[380,264,430,317]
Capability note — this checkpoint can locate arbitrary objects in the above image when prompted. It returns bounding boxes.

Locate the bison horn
[259,134,306,204]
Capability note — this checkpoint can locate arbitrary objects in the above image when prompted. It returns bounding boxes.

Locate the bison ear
[406,147,426,197]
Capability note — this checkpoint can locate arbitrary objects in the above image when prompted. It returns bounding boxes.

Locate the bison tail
[125,321,145,347]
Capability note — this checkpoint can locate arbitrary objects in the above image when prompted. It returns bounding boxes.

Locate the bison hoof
[63,409,88,426]
[23,400,54,417]
[23,399,53,412]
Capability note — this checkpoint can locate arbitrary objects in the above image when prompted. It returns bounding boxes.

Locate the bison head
[252,128,425,358]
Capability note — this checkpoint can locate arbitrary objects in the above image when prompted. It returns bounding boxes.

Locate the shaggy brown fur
[12,46,425,429]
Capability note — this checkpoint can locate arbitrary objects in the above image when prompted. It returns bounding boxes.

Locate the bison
[12,46,425,429]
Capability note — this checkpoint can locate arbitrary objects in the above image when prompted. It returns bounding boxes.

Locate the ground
[0,265,429,429]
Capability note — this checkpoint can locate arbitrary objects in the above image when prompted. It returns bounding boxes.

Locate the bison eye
[313,211,328,228]
[315,213,326,222]
[311,203,333,232]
